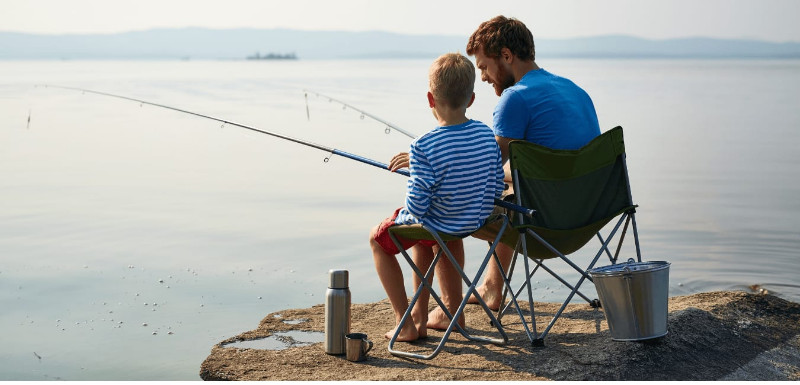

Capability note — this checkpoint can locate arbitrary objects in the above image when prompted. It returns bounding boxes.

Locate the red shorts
[373,208,437,255]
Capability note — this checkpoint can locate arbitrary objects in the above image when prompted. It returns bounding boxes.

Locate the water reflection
[1,59,799,380]
[222,330,325,350]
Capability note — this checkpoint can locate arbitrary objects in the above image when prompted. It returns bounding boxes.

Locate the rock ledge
[200,291,800,381]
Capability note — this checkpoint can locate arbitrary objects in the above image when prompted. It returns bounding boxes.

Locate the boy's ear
[466,92,475,108]
[427,91,435,108]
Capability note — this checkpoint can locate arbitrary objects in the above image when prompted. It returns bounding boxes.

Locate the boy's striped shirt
[395,119,505,235]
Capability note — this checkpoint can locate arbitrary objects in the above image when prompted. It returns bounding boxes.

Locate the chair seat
[388,224,464,242]
[389,214,507,242]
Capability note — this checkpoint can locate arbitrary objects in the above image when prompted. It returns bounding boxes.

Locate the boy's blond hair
[429,53,475,109]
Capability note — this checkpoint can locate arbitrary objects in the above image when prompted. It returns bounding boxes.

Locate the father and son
[370,15,601,341]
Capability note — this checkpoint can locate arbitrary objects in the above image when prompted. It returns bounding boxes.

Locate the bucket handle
[623,258,640,335]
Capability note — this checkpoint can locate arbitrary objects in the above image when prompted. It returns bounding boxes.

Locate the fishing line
[39,84,531,216]
[38,84,410,177]
[303,89,417,139]
[303,89,533,217]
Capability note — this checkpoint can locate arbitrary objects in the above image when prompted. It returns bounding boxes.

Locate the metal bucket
[588,259,670,341]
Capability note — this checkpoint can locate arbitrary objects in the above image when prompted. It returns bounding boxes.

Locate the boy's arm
[388,152,410,172]
[403,145,434,219]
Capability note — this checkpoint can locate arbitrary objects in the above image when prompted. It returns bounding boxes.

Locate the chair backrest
[508,126,636,256]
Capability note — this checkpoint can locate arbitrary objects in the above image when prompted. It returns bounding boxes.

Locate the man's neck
[512,60,540,83]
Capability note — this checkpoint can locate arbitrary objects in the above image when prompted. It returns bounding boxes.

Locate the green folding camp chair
[386,214,515,360]
[477,126,641,347]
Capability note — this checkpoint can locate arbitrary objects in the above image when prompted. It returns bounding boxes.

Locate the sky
[2,0,800,42]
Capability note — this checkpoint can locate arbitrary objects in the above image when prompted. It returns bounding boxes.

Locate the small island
[246,52,298,60]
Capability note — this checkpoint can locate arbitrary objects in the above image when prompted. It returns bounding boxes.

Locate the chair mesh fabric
[502,126,636,259]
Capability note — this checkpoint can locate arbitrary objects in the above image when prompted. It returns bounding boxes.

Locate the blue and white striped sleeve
[404,142,435,219]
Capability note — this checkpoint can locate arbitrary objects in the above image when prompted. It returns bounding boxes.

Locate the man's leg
[466,242,513,310]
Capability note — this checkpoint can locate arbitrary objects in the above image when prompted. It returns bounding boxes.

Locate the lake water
[1,58,799,380]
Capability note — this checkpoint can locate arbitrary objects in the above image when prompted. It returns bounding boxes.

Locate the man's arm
[495,135,515,184]
[495,135,514,164]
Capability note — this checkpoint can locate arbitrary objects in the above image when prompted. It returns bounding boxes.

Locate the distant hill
[1,28,799,60]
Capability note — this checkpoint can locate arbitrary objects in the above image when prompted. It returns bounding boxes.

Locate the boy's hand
[388,152,410,172]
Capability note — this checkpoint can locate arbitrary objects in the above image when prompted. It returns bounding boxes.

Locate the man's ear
[500,47,513,64]
[466,92,475,108]
[427,91,436,108]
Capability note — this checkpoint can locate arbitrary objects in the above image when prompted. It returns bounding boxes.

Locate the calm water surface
[1,59,798,380]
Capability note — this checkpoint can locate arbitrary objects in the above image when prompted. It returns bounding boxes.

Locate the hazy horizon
[2,0,799,43]
[3,26,800,45]
[2,28,799,61]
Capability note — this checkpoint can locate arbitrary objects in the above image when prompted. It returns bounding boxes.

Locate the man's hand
[389,152,410,172]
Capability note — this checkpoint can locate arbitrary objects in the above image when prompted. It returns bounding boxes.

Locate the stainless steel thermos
[324,269,351,354]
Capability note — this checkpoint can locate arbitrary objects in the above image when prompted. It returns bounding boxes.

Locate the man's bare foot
[466,284,502,311]
[426,307,465,331]
[385,319,419,341]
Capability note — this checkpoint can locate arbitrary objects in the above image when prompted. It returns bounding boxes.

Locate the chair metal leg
[496,236,526,317]
[630,212,642,262]
[532,213,629,342]
[498,251,540,320]
[499,213,632,345]
[387,218,511,360]
[495,237,537,343]
[596,232,616,263]
[519,235,538,340]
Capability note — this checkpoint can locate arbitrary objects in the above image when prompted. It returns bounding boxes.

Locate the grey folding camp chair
[386,214,515,360]
[474,126,641,347]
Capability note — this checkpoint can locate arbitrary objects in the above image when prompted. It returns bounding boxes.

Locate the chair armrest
[494,198,536,218]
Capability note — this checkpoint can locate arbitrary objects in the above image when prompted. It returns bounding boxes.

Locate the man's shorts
[373,208,437,255]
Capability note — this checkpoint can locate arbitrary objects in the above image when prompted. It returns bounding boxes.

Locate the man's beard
[493,61,516,96]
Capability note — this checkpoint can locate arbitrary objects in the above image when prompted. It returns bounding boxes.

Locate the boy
[370,52,505,342]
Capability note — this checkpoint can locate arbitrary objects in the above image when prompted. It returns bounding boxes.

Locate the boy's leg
[410,245,435,338]
[370,220,421,342]
[423,239,466,330]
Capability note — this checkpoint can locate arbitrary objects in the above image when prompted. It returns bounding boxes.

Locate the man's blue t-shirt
[493,68,600,150]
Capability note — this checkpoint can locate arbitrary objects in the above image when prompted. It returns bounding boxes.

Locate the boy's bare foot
[426,307,465,331]
[412,311,428,339]
[415,321,427,339]
[385,319,419,341]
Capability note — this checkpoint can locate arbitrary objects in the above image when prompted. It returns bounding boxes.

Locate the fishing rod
[303,89,534,217]
[39,85,532,216]
[303,89,417,139]
[38,84,410,177]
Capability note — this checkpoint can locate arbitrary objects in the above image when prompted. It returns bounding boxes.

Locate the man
[422,15,602,329]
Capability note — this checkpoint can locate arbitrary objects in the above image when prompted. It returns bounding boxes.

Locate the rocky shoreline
[200,291,800,381]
